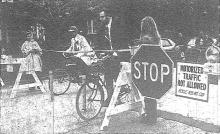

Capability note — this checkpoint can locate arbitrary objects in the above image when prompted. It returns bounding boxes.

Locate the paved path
[0,83,218,134]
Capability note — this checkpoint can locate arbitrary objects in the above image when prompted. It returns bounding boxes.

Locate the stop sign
[130,44,174,99]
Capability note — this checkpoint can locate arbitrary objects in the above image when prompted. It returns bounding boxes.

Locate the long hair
[140,16,161,45]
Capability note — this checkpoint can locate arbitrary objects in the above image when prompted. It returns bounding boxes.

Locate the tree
[10,0,87,49]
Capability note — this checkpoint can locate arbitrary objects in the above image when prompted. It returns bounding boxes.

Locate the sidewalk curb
[158,110,220,133]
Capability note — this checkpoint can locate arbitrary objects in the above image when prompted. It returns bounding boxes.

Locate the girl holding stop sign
[138,16,161,125]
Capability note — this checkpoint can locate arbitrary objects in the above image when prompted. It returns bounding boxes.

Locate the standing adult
[195,31,205,46]
[176,33,187,59]
[193,32,213,63]
[186,31,206,63]
[95,10,112,52]
[94,10,122,107]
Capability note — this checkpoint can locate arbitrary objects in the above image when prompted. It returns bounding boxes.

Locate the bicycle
[51,55,93,96]
[51,53,133,120]
[75,56,134,121]
[51,52,115,96]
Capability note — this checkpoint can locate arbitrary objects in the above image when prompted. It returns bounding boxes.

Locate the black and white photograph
[0,0,219,133]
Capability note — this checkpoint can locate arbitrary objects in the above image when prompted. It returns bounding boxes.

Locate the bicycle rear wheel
[52,69,71,95]
[76,80,104,121]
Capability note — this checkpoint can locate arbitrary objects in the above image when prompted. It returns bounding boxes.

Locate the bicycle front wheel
[52,69,71,96]
[76,80,104,121]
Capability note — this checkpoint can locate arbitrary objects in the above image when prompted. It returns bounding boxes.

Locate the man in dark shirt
[95,11,118,107]
[95,11,112,52]
[96,11,132,107]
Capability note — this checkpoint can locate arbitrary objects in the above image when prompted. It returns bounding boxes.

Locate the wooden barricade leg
[100,83,121,130]
[10,72,23,98]
[31,71,46,93]
[100,71,144,131]
[10,69,45,98]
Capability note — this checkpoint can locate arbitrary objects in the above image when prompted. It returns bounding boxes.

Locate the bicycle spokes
[76,82,104,121]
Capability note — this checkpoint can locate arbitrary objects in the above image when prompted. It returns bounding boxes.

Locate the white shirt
[65,34,96,65]
[66,34,93,57]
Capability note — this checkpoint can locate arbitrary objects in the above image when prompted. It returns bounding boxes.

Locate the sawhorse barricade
[100,62,145,130]
[1,56,24,86]
[10,59,46,98]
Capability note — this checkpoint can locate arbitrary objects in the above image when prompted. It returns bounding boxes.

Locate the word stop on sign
[133,61,170,83]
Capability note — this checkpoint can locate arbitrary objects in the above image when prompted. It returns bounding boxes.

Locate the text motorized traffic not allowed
[131,45,174,99]
[176,62,209,102]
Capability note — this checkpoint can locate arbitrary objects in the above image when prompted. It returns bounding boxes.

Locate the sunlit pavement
[0,82,218,134]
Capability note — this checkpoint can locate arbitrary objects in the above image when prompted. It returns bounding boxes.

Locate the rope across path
[42,48,135,54]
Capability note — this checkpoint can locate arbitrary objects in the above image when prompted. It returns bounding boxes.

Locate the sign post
[130,44,174,99]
